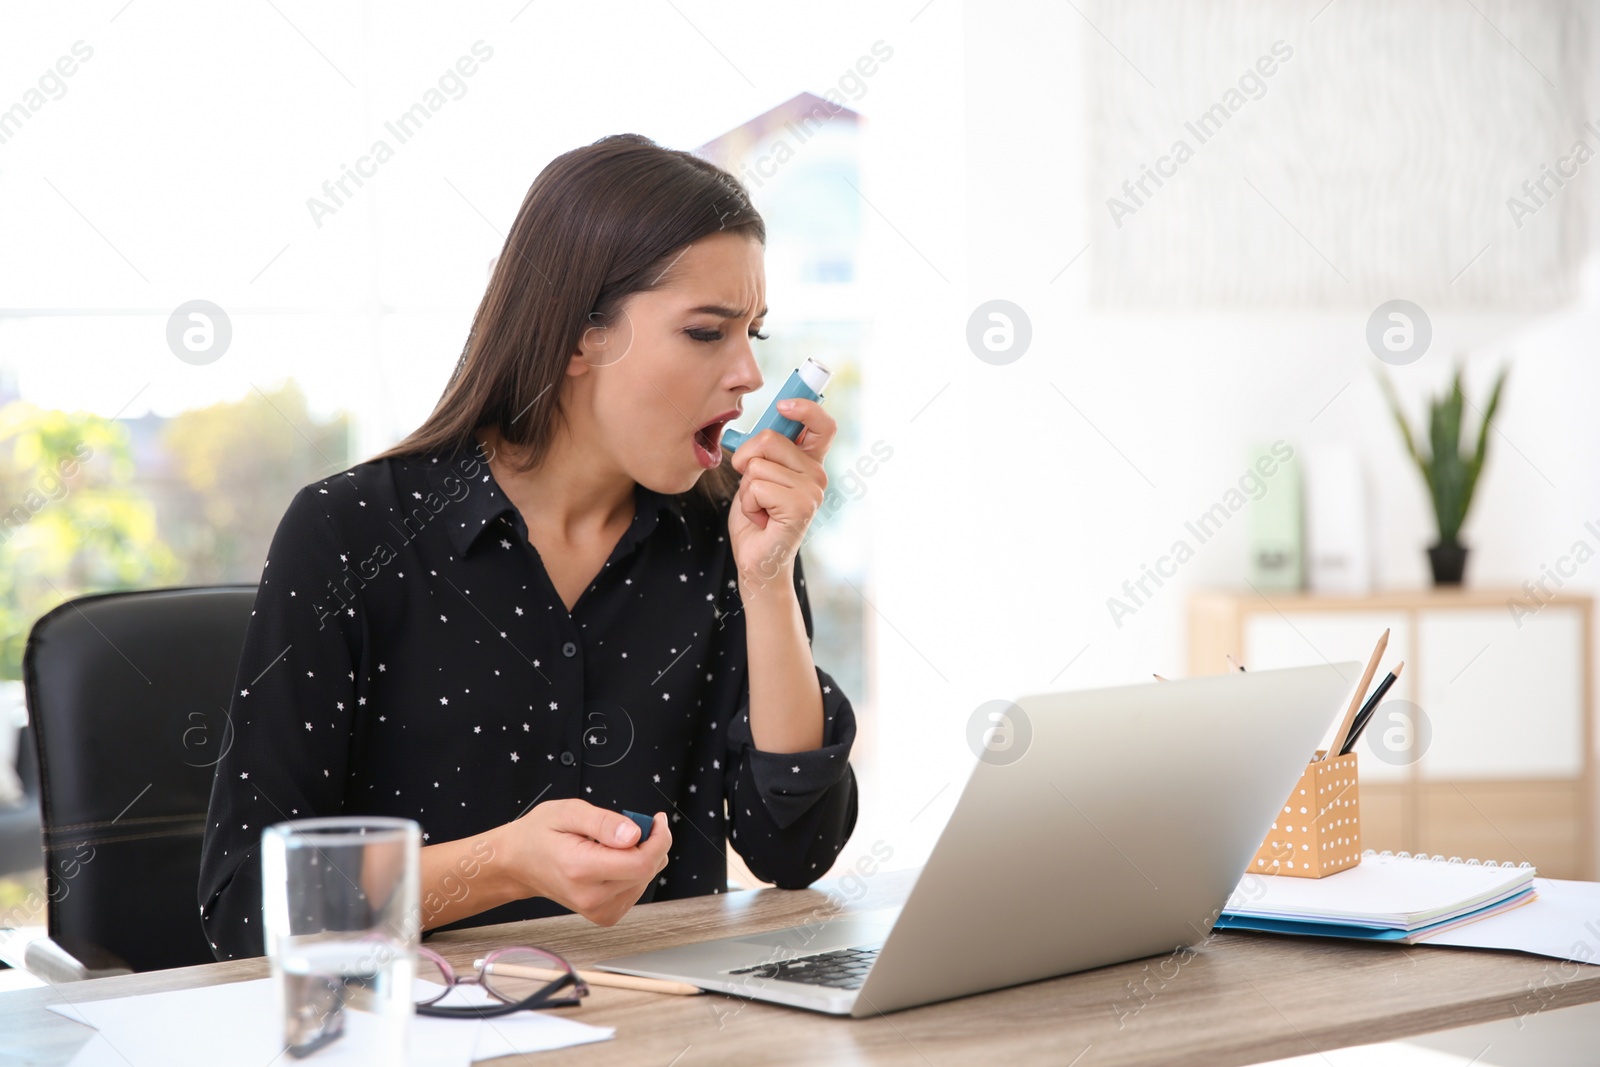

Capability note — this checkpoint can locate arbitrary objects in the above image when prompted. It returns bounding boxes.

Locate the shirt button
[560,751,576,766]
[562,641,577,657]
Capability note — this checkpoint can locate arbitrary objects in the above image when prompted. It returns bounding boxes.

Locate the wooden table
[6,869,1600,1066]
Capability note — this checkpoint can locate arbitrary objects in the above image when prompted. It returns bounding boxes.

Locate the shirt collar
[624,484,693,555]
[421,448,691,557]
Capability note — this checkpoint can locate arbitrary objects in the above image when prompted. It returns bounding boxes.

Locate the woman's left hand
[727,398,835,593]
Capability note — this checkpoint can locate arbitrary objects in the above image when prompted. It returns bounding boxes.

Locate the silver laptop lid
[853,662,1356,1016]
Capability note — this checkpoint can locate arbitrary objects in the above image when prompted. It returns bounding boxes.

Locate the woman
[197,134,858,959]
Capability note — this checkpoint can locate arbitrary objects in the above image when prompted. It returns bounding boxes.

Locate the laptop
[595,662,1358,1017]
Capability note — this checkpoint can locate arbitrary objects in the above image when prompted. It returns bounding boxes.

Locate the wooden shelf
[1189,587,1595,879]
[1192,586,1592,619]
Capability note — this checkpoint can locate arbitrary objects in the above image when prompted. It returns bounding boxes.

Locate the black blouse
[197,444,858,960]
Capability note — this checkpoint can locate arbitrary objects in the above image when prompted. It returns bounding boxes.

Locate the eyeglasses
[414,946,589,1018]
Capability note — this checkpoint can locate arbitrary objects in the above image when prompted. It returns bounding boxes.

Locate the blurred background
[1,0,1597,913]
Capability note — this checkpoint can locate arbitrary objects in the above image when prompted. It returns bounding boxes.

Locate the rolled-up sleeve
[724,553,858,887]
[197,486,363,960]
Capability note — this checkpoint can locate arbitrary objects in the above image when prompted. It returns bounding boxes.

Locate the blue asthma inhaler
[622,810,654,843]
[719,358,833,453]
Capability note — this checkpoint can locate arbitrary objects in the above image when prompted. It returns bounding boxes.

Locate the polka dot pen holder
[1250,751,1361,878]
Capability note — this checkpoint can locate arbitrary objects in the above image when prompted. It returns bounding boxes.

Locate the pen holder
[1250,751,1361,878]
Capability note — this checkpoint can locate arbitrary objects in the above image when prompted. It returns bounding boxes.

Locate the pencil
[1340,661,1404,755]
[1329,628,1389,759]
[474,959,703,996]
[1225,654,1246,673]
[1153,673,1169,682]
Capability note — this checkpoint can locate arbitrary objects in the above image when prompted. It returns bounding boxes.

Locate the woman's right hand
[496,798,672,926]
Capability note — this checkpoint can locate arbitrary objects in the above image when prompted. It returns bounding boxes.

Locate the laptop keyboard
[728,946,880,990]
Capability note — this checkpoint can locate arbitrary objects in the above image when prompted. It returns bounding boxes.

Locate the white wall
[855,0,1600,871]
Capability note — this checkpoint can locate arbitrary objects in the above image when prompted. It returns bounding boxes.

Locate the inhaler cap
[798,357,832,395]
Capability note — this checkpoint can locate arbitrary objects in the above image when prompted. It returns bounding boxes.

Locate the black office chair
[23,586,257,975]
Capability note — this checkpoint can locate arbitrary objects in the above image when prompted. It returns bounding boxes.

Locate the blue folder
[1215,886,1537,943]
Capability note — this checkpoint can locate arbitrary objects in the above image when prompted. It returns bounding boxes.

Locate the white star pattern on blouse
[197,452,857,961]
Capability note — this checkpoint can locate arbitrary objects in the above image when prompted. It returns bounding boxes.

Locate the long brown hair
[375,133,763,505]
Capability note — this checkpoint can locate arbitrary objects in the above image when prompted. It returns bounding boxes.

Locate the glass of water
[261,817,421,1062]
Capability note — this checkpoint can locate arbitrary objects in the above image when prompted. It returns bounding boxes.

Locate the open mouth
[693,422,724,453]
[691,410,738,469]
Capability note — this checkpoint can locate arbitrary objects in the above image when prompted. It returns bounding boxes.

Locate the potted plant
[1377,363,1508,586]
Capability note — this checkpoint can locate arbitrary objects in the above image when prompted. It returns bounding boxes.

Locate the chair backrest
[24,586,257,972]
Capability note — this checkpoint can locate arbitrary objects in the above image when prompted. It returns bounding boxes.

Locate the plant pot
[1428,541,1469,586]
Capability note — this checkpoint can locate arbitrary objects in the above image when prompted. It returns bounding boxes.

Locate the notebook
[1217,850,1538,944]
[1419,877,1600,962]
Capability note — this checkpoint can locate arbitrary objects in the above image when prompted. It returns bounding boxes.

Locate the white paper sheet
[46,975,613,1066]
[1419,878,1600,965]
